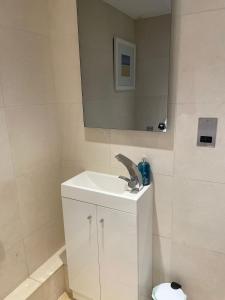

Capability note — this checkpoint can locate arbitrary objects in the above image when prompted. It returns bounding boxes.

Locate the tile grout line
[178,6,225,17]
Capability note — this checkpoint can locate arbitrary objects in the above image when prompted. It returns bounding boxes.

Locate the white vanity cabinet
[62,171,153,300]
[62,199,100,300]
[97,206,138,300]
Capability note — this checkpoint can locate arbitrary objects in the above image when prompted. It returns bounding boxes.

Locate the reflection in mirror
[77,0,172,132]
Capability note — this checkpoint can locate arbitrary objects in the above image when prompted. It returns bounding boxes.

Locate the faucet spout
[115,154,143,191]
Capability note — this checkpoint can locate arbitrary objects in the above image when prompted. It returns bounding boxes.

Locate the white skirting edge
[4,246,66,300]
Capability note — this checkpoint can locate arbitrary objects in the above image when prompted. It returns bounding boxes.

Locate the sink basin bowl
[61,171,152,214]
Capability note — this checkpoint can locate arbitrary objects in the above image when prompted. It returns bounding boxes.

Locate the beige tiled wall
[0,1,64,298]
[51,1,225,299]
[1,0,225,299]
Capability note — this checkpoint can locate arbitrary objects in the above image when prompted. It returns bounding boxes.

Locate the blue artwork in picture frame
[114,37,136,91]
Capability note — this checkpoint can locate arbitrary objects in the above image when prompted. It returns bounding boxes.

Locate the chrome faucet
[115,154,143,192]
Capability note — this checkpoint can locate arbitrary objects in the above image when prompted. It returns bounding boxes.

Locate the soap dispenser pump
[138,158,151,186]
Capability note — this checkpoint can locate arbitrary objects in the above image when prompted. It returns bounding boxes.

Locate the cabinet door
[97,207,138,300]
[62,198,100,300]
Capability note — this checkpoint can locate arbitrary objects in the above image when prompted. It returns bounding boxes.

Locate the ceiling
[103,0,171,19]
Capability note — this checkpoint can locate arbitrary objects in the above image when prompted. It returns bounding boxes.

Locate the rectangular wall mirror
[77,0,172,132]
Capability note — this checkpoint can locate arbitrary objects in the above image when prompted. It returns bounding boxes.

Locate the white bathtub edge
[4,279,41,300]
[4,246,66,300]
[30,246,66,283]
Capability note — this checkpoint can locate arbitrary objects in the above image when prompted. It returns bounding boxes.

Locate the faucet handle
[115,153,143,191]
[119,176,137,190]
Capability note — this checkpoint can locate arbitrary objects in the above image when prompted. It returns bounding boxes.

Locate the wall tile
[5,105,61,175]
[0,0,50,35]
[176,10,225,104]
[24,218,65,274]
[0,217,22,254]
[0,110,22,250]
[49,0,81,104]
[47,215,65,258]
[57,103,83,161]
[110,143,174,177]
[176,0,225,15]
[171,243,225,300]
[0,84,4,107]
[51,35,82,103]
[48,0,78,37]
[0,241,28,299]
[173,177,225,254]
[0,109,14,181]
[57,103,111,173]
[23,225,51,275]
[16,164,61,238]
[153,175,173,238]
[46,104,62,158]
[61,160,84,182]
[153,236,172,287]
[76,128,111,173]
[174,103,225,183]
[57,103,83,138]
[49,0,81,108]
[0,28,55,106]
[0,2,64,297]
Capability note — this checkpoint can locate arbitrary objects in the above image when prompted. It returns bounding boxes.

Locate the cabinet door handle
[87,215,92,243]
[87,215,92,221]
[99,219,104,249]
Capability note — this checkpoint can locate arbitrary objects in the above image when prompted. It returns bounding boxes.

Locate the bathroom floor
[58,293,72,300]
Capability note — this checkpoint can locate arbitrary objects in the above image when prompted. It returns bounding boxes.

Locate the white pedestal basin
[62,171,153,300]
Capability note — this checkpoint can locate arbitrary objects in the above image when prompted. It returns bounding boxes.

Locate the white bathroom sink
[61,171,152,214]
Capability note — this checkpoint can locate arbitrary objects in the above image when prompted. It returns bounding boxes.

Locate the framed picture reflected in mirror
[114,37,136,91]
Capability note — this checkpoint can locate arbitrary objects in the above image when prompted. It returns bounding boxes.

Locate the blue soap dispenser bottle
[138,158,151,186]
